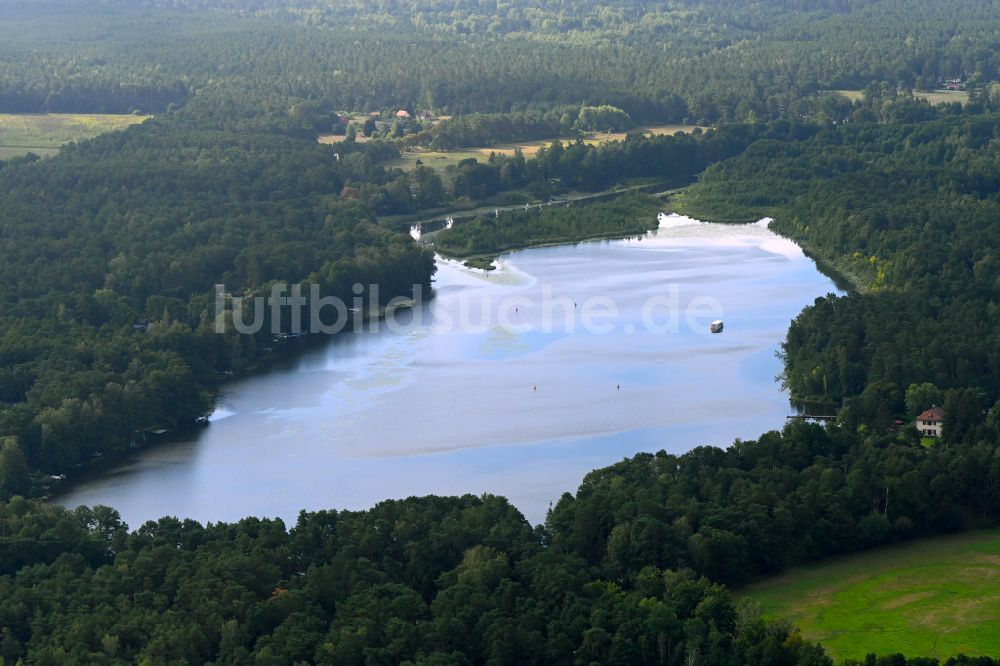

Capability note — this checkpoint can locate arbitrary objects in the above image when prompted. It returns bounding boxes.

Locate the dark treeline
[416,96,983,224]
[683,114,1000,434]
[547,422,1000,587]
[2,1,999,123]
[440,122,770,203]
[3,419,1000,663]
[0,493,825,665]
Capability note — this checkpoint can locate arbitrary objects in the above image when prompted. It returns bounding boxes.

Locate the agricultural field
[581,123,707,145]
[832,89,865,102]
[0,113,149,159]
[382,148,487,171]
[833,89,969,105]
[372,124,707,172]
[484,124,707,157]
[740,529,1000,662]
[317,132,370,145]
[914,89,970,105]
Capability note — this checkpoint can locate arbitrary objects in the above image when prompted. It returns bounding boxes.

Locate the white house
[916,405,944,438]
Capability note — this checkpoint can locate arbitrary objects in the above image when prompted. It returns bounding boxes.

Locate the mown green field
[741,529,1000,662]
[0,113,149,159]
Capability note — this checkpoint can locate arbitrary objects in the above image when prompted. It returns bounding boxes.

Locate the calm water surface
[57,215,842,526]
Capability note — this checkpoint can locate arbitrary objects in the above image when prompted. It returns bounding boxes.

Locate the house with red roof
[916,405,944,438]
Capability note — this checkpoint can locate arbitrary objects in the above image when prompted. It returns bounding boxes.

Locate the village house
[936,77,965,91]
[395,109,412,119]
[916,405,944,438]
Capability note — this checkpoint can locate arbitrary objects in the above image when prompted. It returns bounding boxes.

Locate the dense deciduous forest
[0,494,824,665]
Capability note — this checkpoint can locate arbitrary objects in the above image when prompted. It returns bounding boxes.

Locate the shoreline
[399,178,685,234]
[53,220,835,527]
[664,194,864,295]
[435,199,859,298]
[50,190,848,504]
[428,191,668,266]
[45,295,427,504]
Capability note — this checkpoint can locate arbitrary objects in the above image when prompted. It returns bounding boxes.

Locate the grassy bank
[740,529,1000,662]
[832,89,969,106]
[665,186,779,224]
[431,193,662,261]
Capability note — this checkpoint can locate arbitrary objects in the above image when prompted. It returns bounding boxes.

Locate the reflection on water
[56,214,843,526]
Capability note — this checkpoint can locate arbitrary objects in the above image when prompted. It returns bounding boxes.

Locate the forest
[2,0,1000,124]
[2,0,1000,662]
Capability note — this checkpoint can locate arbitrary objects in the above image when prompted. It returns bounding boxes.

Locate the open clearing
[484,124,707,156]
[318,132,371,146]
[0,113,149,159]
[833,89,866,102]
[740,529,1000,662]
[833,89,969,105]
[914,90,970,105]
[374,124,707,171]
[382,148,486,171]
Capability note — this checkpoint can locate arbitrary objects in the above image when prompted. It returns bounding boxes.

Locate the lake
[56,214,842,527]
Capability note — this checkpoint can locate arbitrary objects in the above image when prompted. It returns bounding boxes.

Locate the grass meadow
[740,529,1000,662]
[914,90,970,105]
[0,113,149,159]
[833,89,969,106]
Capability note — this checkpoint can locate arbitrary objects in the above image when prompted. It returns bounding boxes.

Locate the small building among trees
[916,405,944,438]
